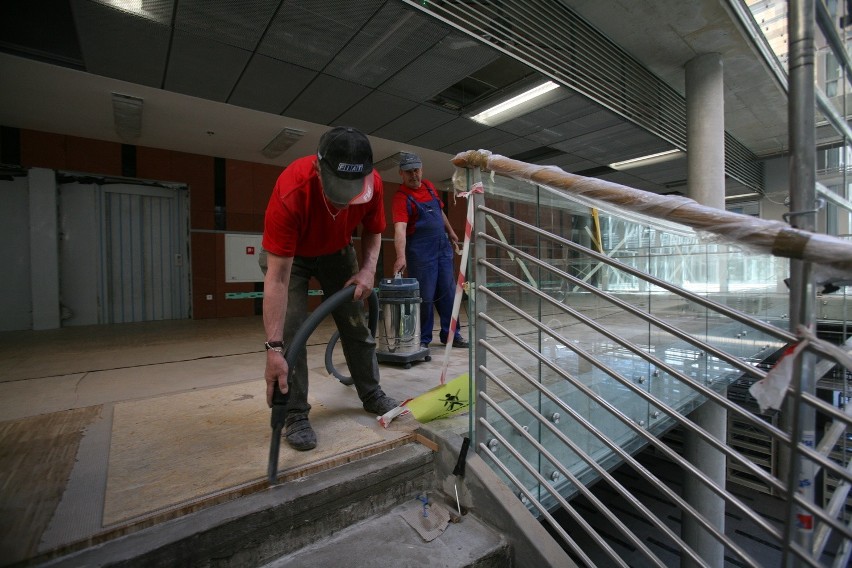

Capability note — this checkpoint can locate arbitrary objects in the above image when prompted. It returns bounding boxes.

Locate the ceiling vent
[261,127,305,159]
[111,92,143,140]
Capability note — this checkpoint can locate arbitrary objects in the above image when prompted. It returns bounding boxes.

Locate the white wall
[59,183,102,326]
[0,174,33,331]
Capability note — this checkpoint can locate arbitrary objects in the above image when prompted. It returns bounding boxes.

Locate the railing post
[472,167,489,459]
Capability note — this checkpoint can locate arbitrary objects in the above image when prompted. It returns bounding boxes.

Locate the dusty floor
[0,314,471,565]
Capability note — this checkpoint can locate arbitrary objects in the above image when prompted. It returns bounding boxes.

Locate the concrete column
[29,168,61,330]
[686,53,725,210]
[683,53,727,568]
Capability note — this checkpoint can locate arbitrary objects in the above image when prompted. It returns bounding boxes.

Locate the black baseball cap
[316,126,374,206]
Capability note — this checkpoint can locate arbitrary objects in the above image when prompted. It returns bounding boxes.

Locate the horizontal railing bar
[478,327,787,538]
[789,484,852,541]
[812,457,852,557]
[817,182,852,215]
[803,390,852,432]
[480,378,727,567]
[480,205,798,343]
[476,441,599,567]
[477,402,672,568]
[479,285,793,467]
[788,392,852,485]
[479,263,793,449]
[479,240,771,381]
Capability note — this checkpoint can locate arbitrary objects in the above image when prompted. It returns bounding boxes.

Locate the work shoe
[363,391,400,415]
[284,413,317,451]
[452,337,469,348]
[420,343,429,350]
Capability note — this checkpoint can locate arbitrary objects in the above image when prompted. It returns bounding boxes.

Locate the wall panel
[20,129,66,169]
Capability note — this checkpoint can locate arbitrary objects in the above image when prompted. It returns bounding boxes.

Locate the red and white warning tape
[439,181,484,385]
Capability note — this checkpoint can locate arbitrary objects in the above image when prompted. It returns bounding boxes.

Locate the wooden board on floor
[0,406,101,565]
[103,383,385,526]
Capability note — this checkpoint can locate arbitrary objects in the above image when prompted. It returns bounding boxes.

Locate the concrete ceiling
[0,0,789,195]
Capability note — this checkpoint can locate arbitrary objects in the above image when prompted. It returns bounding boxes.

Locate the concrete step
[264,496,510,568]
[39,441,509,567]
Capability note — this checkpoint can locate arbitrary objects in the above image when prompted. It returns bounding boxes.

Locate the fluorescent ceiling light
[725,192,761,201]
[471,81,560,125]
[609,149,683,170]
[261,128,305,159]
[105,1,165,22]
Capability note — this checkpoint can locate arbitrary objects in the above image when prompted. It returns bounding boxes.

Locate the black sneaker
[284,413,317,451]
[363,391,400,415]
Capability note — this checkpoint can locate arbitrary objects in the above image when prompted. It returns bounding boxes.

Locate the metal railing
[454,164,852,567]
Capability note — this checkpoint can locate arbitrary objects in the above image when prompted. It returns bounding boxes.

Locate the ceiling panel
[380,32,501,103]
[561,123,672,163]
[324,2,446,88]
[407,117,488,150]
[164,30,252,101]
[373,105,459,144]
[488,135,547,159]
[548,155,598,172]
[283,74,372,125]
[258,0,384,71]
[2,0,83,66]
[529,110,624,147]
[1,0,785,196]
[637,160,689,185]
[599,170,674,194]
[174,0,278,51]
[498,93,602,137]
[333,91,419,134]
[228,54,317,115]
[442,127,518,156]
[72,0,171,88]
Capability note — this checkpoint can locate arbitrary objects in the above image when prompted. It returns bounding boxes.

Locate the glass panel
[472,172,792,512]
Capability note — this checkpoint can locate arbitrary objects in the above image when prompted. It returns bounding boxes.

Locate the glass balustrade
[470,174,791,511]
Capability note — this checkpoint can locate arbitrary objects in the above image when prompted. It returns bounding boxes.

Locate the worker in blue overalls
[392,152,469,350]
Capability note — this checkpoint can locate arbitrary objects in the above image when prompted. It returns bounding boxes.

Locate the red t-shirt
[262,155,386,257]
[391,181,443,236]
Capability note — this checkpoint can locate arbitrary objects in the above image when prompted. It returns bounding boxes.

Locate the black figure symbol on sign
[441,389,465,411]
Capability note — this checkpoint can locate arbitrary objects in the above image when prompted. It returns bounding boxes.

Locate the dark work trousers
[404,193,461,346]
[261,245,382,418]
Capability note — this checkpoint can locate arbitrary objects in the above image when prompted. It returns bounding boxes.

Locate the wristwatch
[264,341,284,352]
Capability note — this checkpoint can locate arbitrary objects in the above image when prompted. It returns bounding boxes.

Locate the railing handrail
[452,149,852,276]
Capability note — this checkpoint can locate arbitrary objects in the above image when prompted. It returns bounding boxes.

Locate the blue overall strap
[406,181,440,215]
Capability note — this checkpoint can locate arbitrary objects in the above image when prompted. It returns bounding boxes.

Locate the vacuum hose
[268,285,379,485]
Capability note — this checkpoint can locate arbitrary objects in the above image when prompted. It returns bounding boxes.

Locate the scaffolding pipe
[785,1,818,565]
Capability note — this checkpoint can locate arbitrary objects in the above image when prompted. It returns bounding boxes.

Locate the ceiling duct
[261,127,305,159]
[111,92,143,140]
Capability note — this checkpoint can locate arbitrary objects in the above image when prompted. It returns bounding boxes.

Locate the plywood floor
[104,387,386,525]
[0,315,471,565]
[0,406,101,564]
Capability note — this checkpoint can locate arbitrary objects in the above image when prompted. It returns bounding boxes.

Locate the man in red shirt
[392,152,469,350]
[261,126,399,451]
